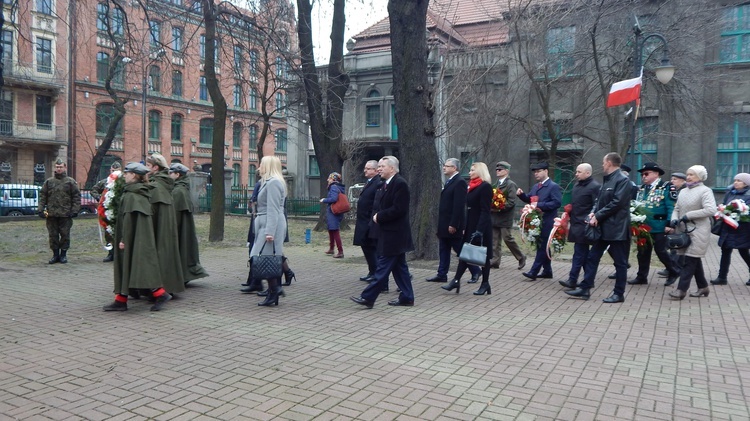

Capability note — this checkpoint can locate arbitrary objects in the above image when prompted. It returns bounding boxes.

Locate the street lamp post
[629,24,676,173]
[141,49,166,162]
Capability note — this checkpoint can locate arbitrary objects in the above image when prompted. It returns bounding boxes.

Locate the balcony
[2,60,66,92]
[95,136,123,151]
[0,120,66,145]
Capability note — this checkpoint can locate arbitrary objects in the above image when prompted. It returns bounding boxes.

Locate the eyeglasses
[443,164,456,168]
[365,167,377,171]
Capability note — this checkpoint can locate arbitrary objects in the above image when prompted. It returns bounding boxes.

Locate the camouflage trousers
[46,217,73,250]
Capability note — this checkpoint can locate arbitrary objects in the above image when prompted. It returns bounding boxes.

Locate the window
[249,125,257,149]
[721,5,750,63]
[112,60,124,86]
[95,104,122,136]
[96,52,109,82]
[308,156,320,177]
[36,0,52,15]
[249,88,257,110]
[233,122,242,148]
[200,35,205,60]
[541,120,572,142]
[172,71,182,97]
[1,31,11,68]
[546,26,576,77]
[0,91,12,136]
[112,8,124,36]
[98,4,125,36]
[172,27,183,52]
[36,38,52,74]
[199,118,213,145]
[149,21,161,49]
[631,117,659,170]
[248,164,257,183]
[366,105,380,127]
[171,114,182,142]
[275,56,283,77]
[276,93,283,111]
[232,164,240,186]
[149,65,161,92]
[199,76,207,100]
[148,110,161,139]
[36,96,53,130]
[233,84,242,108]
[460,152,476,176]
[274,129,287,152]
[192,0,202,12]
[96,3,108,31]
[717,115,750,187]
[167,0,182,5]
[249,50,258,75]
[233,45,243,75]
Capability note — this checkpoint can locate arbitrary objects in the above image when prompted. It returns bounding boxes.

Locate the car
[79,191,99,215]
[0,184,41,217]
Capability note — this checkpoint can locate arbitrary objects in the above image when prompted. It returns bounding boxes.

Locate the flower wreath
[519,196,542,245]
[97,170,124,239]
[491,187,506,211]
[546,204,570,259]
[630,200,652,251]
[715,198,750,229]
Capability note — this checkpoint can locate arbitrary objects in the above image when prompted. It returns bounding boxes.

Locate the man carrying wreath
[490,161,526,270]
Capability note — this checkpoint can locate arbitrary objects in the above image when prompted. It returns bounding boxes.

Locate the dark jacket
[39,172,81,217]
[568,176,601,244]
[490,177,518,228]
[173,177,208,281]
[322,182,345,230]
[463,181,493,260]
[636,179,674,233]
[718,187,750,249]
[519,178,562,238]
[593,169,631,242]
[437,174,467,238]
[353,175,381,246]
[373,174,414,256]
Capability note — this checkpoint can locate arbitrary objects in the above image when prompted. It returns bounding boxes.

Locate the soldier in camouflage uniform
[91,161,121,262]
[38,158,81,264]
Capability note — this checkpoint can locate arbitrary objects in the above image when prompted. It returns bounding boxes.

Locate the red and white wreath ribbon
[518,197,539,243]
[546,211,570,260]
[715,204,740,229]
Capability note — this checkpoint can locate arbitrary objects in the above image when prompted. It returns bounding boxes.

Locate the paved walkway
[2,239,750,420]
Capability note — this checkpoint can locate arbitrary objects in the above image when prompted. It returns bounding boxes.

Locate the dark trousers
[361,244,377,275]
[361,253,413,304]
[718,247,750,279]
[669,249,682,275]
[438,237,479,278]
[454,255,490,285]
[46,217,73,250]
[528,238,552,276]
[580,239,630,295]
[636,232,676,280]
[568,242,590,282]
[676,256,708,292]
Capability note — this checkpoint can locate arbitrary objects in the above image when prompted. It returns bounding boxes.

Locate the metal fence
[197,184,322,216]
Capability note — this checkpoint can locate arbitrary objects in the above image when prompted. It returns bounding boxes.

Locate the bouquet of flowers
[630,200,652,250]
[98,171,124,237]
[491,187,506,211]
[715,198,750,229]
[519,197,542,244]
[546,204,570,259]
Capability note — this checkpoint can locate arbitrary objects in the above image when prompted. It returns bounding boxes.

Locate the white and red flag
[606,70,643,108]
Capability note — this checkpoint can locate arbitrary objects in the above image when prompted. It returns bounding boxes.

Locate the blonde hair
[472,162,491,183]
[259,155,287,194]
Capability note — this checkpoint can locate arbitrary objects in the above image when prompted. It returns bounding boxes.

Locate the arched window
[96,52,109,82]
[171,114,182,142]
[149,65,161,92]
[249,124,258,149]
[367,89,381,98]
[274,129,287,152]
[365,89,381,127]
[95,103,122,136]
[232,122,242,148]
[233,45,243,74]
[148,110,161,139]
[199,118,213,145]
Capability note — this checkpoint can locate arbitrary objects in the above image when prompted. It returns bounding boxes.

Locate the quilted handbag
[458,232,487,267]
[666,220,694,250]
[250,242,283,280]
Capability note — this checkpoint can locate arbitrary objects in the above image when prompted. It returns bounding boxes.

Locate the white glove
[246,242,251,248]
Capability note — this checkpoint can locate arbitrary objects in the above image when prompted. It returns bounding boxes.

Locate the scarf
[468,177,483,192]
[686,181,702,189]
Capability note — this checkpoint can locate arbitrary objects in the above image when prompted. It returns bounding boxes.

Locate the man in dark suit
[353,160,382,282]
[517,162,562,280]
[351,156,415,308]
[426,158,480,283]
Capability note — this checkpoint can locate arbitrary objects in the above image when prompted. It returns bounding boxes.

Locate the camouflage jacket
[91,177,107,201]
[39,173,81,217]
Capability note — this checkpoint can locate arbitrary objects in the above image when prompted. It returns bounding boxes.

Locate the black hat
[637,162,665,175]
[530,162,549,171]
[671,172,687,180]
[123,162,149,175]
[620,164,632,173]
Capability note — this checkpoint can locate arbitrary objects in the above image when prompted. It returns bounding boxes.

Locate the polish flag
[606,74,642,108]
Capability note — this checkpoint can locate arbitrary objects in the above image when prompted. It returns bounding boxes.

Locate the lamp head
[655,57,675,84]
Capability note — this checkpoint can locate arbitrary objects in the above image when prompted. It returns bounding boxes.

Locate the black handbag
[459,232,487,267]
[666,220,694,249]
[250,242,283,280]
[711,218,723,236]
[584,223,601,243]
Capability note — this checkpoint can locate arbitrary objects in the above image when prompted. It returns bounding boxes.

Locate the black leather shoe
[746,279,750,286]
[607,273,616,279]
[426,275,447,282]
[657,269,669,277]
[564,288,590,300]
[664,276,678,286]
[241,285,264,293]
[538,273,553,279]
[602,293,624,303]
[350,296,374,308]
[467,273,480,284]
[627,278,647,285]
[522,271,537,280]
[517,255,526,270]
[387,299,413,306]
[360,274,373,281]
[710,278,728,285]
[559,279,577,289]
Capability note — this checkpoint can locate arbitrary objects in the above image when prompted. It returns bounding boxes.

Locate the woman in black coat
[442,162,494,295]
[712,173,750,286]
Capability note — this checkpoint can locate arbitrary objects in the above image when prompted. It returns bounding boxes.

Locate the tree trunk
[388,0,440,259]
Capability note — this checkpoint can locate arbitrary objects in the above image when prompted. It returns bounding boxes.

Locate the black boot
[103,249,114,262]
[241,276,264,293]
[441,279,461,293]
[48,249,60,264]
[473,280,491,295]
[259,279,282,306]
[282,256,296,286]
[59,249,68,264]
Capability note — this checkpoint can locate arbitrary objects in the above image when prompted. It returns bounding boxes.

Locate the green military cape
[113,182,162,293]
[173,177,208,282]
[149,171,185,293]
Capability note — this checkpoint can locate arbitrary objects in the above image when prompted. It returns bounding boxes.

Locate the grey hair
[446,158,460,171]
[380,155,399,172]
[365,160,379,169]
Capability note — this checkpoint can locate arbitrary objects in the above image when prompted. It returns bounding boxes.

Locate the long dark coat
[717,187,750,249]
[593,169,631,242]
[462,181,493,260]
[437,175,467,239]
[568,176,601,244]
[149,171,185,293]
[173,177,208,282]
[321,182,345,230]
[353,175,381,246]
[518,178,562,240]
[114,182,162,294]
[373,174,414,256]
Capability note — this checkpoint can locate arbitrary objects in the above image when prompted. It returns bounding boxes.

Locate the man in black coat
[353,160,382,282]
[426,158,480,283]
[566,152,631,303]
[351,156,415,308]
[559,163,600,289]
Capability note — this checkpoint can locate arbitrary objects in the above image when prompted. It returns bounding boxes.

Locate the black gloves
[670,219,679,228]
[680,215,689,223]
[38,211,46,218]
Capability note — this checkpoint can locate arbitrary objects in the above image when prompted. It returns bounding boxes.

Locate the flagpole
[628,25,643,177]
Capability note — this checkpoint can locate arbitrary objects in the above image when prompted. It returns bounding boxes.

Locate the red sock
[115,294,128,303]
[152,288,166,297]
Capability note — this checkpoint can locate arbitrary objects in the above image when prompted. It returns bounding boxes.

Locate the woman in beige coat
[666,165,717,300]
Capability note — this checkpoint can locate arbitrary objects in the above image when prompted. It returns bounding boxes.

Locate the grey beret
[169,163,190,175]
[123,162,149,175]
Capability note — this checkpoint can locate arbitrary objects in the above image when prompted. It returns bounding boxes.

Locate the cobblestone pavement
[2,238,750,420]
